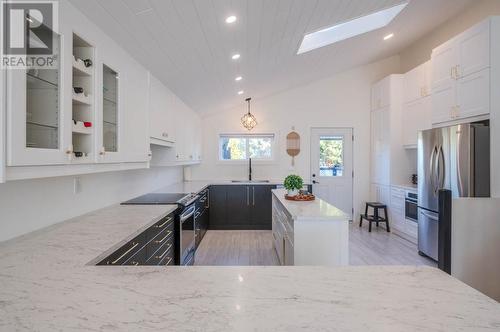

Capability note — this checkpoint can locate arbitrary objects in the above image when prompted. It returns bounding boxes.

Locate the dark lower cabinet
[209,185,227,229]
[209,185,276,230]
[226,185,251,228]
[97,211,176,266]
[251,185,273,228]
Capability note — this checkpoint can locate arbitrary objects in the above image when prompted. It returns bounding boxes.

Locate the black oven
[405,191,418,223]
[176,204,196,265]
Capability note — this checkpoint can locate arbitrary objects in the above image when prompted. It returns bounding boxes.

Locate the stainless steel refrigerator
[417,122,490,261]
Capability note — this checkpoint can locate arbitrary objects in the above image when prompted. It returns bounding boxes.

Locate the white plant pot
[287,189,299,197]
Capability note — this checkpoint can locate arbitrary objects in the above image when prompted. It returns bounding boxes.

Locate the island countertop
[1,203,500,331]
[272,188,349,222]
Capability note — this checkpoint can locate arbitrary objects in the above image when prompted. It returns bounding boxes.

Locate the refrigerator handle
[430,146,437,195]
[438,145,446,190]
[456,130,464,196]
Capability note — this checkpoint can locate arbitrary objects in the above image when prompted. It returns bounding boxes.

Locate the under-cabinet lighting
[225,15,237,24]
[384,33,394,40]
[297,2,407,54]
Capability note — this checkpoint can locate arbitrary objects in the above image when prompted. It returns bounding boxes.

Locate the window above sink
[219,134,274,161]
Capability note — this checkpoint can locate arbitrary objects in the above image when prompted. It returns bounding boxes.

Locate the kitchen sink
[231,180,270,183]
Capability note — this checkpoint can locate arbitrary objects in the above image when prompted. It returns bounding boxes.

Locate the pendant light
[241,97,257,131]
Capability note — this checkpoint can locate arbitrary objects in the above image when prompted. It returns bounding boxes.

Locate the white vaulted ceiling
[69,0,473,114]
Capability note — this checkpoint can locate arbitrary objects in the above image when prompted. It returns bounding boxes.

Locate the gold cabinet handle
[155,244,173,259]
[154,231,172,243]
[156,217,172,228]
[450,67,454,79]
[111,242,139,264]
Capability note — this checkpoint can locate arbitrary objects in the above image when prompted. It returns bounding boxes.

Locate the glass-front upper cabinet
[101,64,118,157]
[7,28,68,166]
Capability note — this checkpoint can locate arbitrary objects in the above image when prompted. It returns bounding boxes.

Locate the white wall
[399,0,500,72]
[0,167,183,242]
[189,56,401,217]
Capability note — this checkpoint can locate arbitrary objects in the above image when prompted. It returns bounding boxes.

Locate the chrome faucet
[248,158,252,181]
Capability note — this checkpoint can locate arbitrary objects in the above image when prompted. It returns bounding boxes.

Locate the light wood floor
[194,223,436,266]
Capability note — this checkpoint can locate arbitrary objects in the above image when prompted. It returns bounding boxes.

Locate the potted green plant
[284,174,303,197]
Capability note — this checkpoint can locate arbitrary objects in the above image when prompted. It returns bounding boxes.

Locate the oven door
[405,199,418,222]
[179,205,196,265]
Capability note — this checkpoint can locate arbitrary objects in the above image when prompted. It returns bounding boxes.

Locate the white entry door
[310,128,353,219]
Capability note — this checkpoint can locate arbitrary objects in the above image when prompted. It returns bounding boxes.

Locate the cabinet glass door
[102,65,118,152]
[7,31,66,165]
[26,68,59,149]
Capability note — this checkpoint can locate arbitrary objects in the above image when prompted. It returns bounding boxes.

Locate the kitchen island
[1,202,500,331]
[272,188,349,266]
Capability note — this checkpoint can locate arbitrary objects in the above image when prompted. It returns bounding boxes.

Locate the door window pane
[319,136,344,176]
[26,35,60,149]
[103,65,118,152]
[220,137,247,160]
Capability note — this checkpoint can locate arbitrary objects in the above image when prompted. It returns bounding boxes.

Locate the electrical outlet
[73,177,82,194]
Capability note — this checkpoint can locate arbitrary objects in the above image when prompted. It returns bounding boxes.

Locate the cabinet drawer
[146,227,174,261]
[405,220,418,238]
[146,240,174,266]
[98,233,146,265]
[146,213,175,240]
[123,246,148,266]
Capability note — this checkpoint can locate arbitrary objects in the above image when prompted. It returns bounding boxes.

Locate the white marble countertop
[1,204,500,330]
[272,188,349,222]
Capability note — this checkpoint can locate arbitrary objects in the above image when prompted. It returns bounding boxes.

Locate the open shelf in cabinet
[72,33,94,160]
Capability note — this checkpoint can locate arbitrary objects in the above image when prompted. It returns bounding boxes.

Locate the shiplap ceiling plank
[69,0,474,114]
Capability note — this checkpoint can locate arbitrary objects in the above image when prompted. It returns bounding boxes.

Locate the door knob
[312,180,319,184]
[312,174,316,177]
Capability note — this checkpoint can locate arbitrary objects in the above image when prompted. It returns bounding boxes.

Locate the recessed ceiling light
[384,33,394,40]
[238,90,244,95]
[297,2,408,54]
[235,76,242,81]
[232,53,241,60]
[225,15,237,24]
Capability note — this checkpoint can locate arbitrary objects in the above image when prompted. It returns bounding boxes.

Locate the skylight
[297,2,408,54]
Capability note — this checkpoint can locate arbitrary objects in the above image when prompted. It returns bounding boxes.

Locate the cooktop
[121,193,194,206]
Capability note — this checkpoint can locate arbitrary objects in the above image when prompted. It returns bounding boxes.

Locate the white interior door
[310,128,353,219]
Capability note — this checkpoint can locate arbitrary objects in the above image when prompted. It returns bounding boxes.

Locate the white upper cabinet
[5,0,150,175]
[371,77,390,111]
[7,32,69,166]
[455,68,490,119]
[404,61,431,103]
[402,61,432,147]
[431,38,457,93]
[431,76,456,124]
[371,107,391,185]
[402,96,432,147]
[173,103,201,163]
[149,75,176,146]
[456,20,490,79]
[431,18,493,125]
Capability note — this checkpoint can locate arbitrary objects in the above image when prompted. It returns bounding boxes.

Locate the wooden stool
[359,202,390,232]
